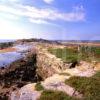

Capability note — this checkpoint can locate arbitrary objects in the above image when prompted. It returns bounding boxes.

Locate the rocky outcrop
[0,50,42,99]
[0,42,65,99]
[94,62,100,71]
[11,83,41,100]
[37,52,56,80]
[15,38,61,45]
[0,41,99,99]
[41,74,82,99]
[36,45,67,80]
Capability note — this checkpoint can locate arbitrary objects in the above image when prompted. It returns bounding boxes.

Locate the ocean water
[0,39,16,43]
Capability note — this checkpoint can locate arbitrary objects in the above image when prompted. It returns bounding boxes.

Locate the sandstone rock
[94,63,100,71]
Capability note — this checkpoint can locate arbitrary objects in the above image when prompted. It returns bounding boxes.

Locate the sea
[0,39,16,43]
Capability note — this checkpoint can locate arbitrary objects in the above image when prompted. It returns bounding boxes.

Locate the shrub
[0,42,13,49]
[59,72,70,76]
[35,82,44,91]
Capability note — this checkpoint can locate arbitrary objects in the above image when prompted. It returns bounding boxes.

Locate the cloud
[29,18,61,28]
[0,4,85,24]
[29,18,50,24]
[43,0,54,4]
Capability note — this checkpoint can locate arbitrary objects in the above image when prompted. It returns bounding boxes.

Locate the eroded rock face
[37,52,56,80]
[36,46,66,80]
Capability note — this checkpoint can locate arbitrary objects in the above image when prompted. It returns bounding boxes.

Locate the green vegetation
[80,46,100,61]
[48,48,79,63]
[48,46,100,63]
[39,90,78,100]
[35,82,44,91]
[59,72,71,76]
[65,71,100,100]
[0,42,13,49]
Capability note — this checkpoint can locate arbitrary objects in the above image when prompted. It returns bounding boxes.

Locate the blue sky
[0,0,100,40]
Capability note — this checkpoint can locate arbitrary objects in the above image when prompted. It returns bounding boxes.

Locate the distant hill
[16,38,61,45]
[0,39,15,43]
[57,40,100,43]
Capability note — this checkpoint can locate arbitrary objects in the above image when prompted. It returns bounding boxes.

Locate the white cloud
[43,0,54,4]
[29,18,50,24]
[29,18,60,28]
[0,4,85,24]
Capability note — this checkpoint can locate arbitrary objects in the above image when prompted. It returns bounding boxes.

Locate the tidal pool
[0,44,32,67]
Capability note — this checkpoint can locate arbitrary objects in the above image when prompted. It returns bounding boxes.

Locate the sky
[0,0,100,40]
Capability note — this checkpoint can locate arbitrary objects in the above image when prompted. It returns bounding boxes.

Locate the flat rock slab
[44,74,70,83]
[42,74,82,98]
[64,67,95,77]
[11,84,41,100]
[11,91,40,100]
[42,82,82,98]
[77,69,95,77]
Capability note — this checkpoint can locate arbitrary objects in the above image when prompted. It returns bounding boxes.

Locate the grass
[35,82,44,91]
[59,72,71,76]
[39,90,78,100]
[48,48,79,63]
[48,46,100,63]
[65,71,100,100]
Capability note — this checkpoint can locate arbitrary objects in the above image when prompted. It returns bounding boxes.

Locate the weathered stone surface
[0,41,99,100]
[0,48,42,99]
[94,62,100,71]
[11,84,41,100]
[36,45,66,79]
[41,74,82,98]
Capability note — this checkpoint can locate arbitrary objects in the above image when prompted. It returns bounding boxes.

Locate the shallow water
[0,39,16,43]
[0,52,23,67]
[15,44,32,52]
[0,44,32,67]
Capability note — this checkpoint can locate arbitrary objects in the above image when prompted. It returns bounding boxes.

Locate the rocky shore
[0,39,99,100]
[0,50,43,99]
